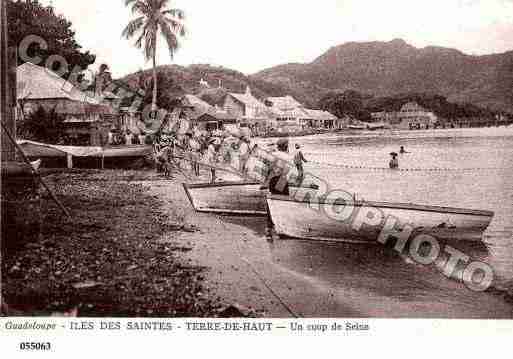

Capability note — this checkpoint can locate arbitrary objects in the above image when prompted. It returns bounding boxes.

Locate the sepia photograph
[1,0,513,330]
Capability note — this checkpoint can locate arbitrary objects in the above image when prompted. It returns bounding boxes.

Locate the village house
[164,94,237,134]
[265,95,343,131]
[304,109,345,129]
[265,95,307,132]
[223,86,272,133]
[17,62,118,146]
[101,79,145,138]
[372,101,438,130]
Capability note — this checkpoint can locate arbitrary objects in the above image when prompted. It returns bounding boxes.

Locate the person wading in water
[389,152,399,169]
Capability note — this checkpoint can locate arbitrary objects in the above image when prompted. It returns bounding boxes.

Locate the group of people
[154,128,255,183]
[107,130,147,146]
[153,127,311,190]
[389,146,409,169]
[156,127,407,187]
[265,138,309,195]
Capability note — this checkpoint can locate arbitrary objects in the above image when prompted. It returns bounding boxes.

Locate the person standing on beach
[205,138,219,183]
[107,130,114,145]
[293,144,308,185]
[188,132,201,176]
[138,133,146,145]
[239,136,251,174]
[184,132,193,172]
[125,131,133,146]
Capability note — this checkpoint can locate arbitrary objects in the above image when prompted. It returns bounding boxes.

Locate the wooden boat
[347,124,367,130]
[183,181,320,216]
[183,181,268,215]
[366,122,387,130]
[266,194,494,243]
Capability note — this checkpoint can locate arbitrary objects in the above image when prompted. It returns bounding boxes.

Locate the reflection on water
[238,128,513,318]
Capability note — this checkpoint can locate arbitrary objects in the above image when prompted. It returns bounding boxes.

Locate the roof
[266,95,303,110]
[17,139,152,158]
[278,107,311,119]
[401,101,429,112]
[196,111,237,123]
[180,94,212,119]
[304,109,338,121]
[63,117,102,124]
[18,63,96,103]
[182,94,212,111]
[17,63,117,116]
[228,92,266,109]
[17,140,103,157]
[181,94,237,122]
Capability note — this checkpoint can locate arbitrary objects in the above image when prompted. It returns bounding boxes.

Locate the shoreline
[254,124,513,140]
[2,167,512,318]
[143,170,513,319]
[143,173,359,317]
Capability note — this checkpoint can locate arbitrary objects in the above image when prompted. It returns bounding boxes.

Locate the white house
[372,102,438,129]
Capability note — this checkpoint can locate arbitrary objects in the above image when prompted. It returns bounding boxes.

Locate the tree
[17,107,66,144]
[122,0,186,112]
[319,91,372,122]
[128,68,186,110]
[7,0,95,74]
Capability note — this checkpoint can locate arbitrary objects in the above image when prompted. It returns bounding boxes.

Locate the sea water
[250,127,513,318]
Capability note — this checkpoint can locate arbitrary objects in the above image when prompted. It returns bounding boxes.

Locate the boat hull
[183,182,320,216]
[183,181,267,215]
[266,195,494,243]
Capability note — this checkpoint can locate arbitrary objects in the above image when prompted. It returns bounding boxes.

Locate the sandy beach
[1,167,354,317]
[143,171,361,318]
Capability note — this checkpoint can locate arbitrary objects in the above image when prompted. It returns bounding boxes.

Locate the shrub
[17,107,67,144]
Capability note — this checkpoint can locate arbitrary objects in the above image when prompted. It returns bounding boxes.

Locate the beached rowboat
[347,124,367,130]
[266,194,494,242]
[183,182,320,216]
[183,181,268,215]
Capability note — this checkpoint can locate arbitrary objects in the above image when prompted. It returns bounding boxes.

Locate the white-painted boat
[183,181,268,215]
[183,182,320,216]
[266,194,494,243]
[347,124,367,130]
[366,122,387,130]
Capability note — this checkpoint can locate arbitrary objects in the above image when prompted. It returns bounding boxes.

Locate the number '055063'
[19,342,51,351]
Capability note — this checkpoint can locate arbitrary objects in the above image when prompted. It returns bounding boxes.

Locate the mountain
[254,39,513,113]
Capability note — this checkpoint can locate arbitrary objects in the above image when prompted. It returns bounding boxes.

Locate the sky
[41,0,513,77]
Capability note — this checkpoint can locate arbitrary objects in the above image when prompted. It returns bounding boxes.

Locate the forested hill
[255,39,513,113]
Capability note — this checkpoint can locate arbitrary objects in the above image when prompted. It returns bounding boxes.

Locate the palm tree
[122,0,185,112]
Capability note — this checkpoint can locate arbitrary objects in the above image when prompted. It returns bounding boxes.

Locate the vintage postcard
[1,0,513,356]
